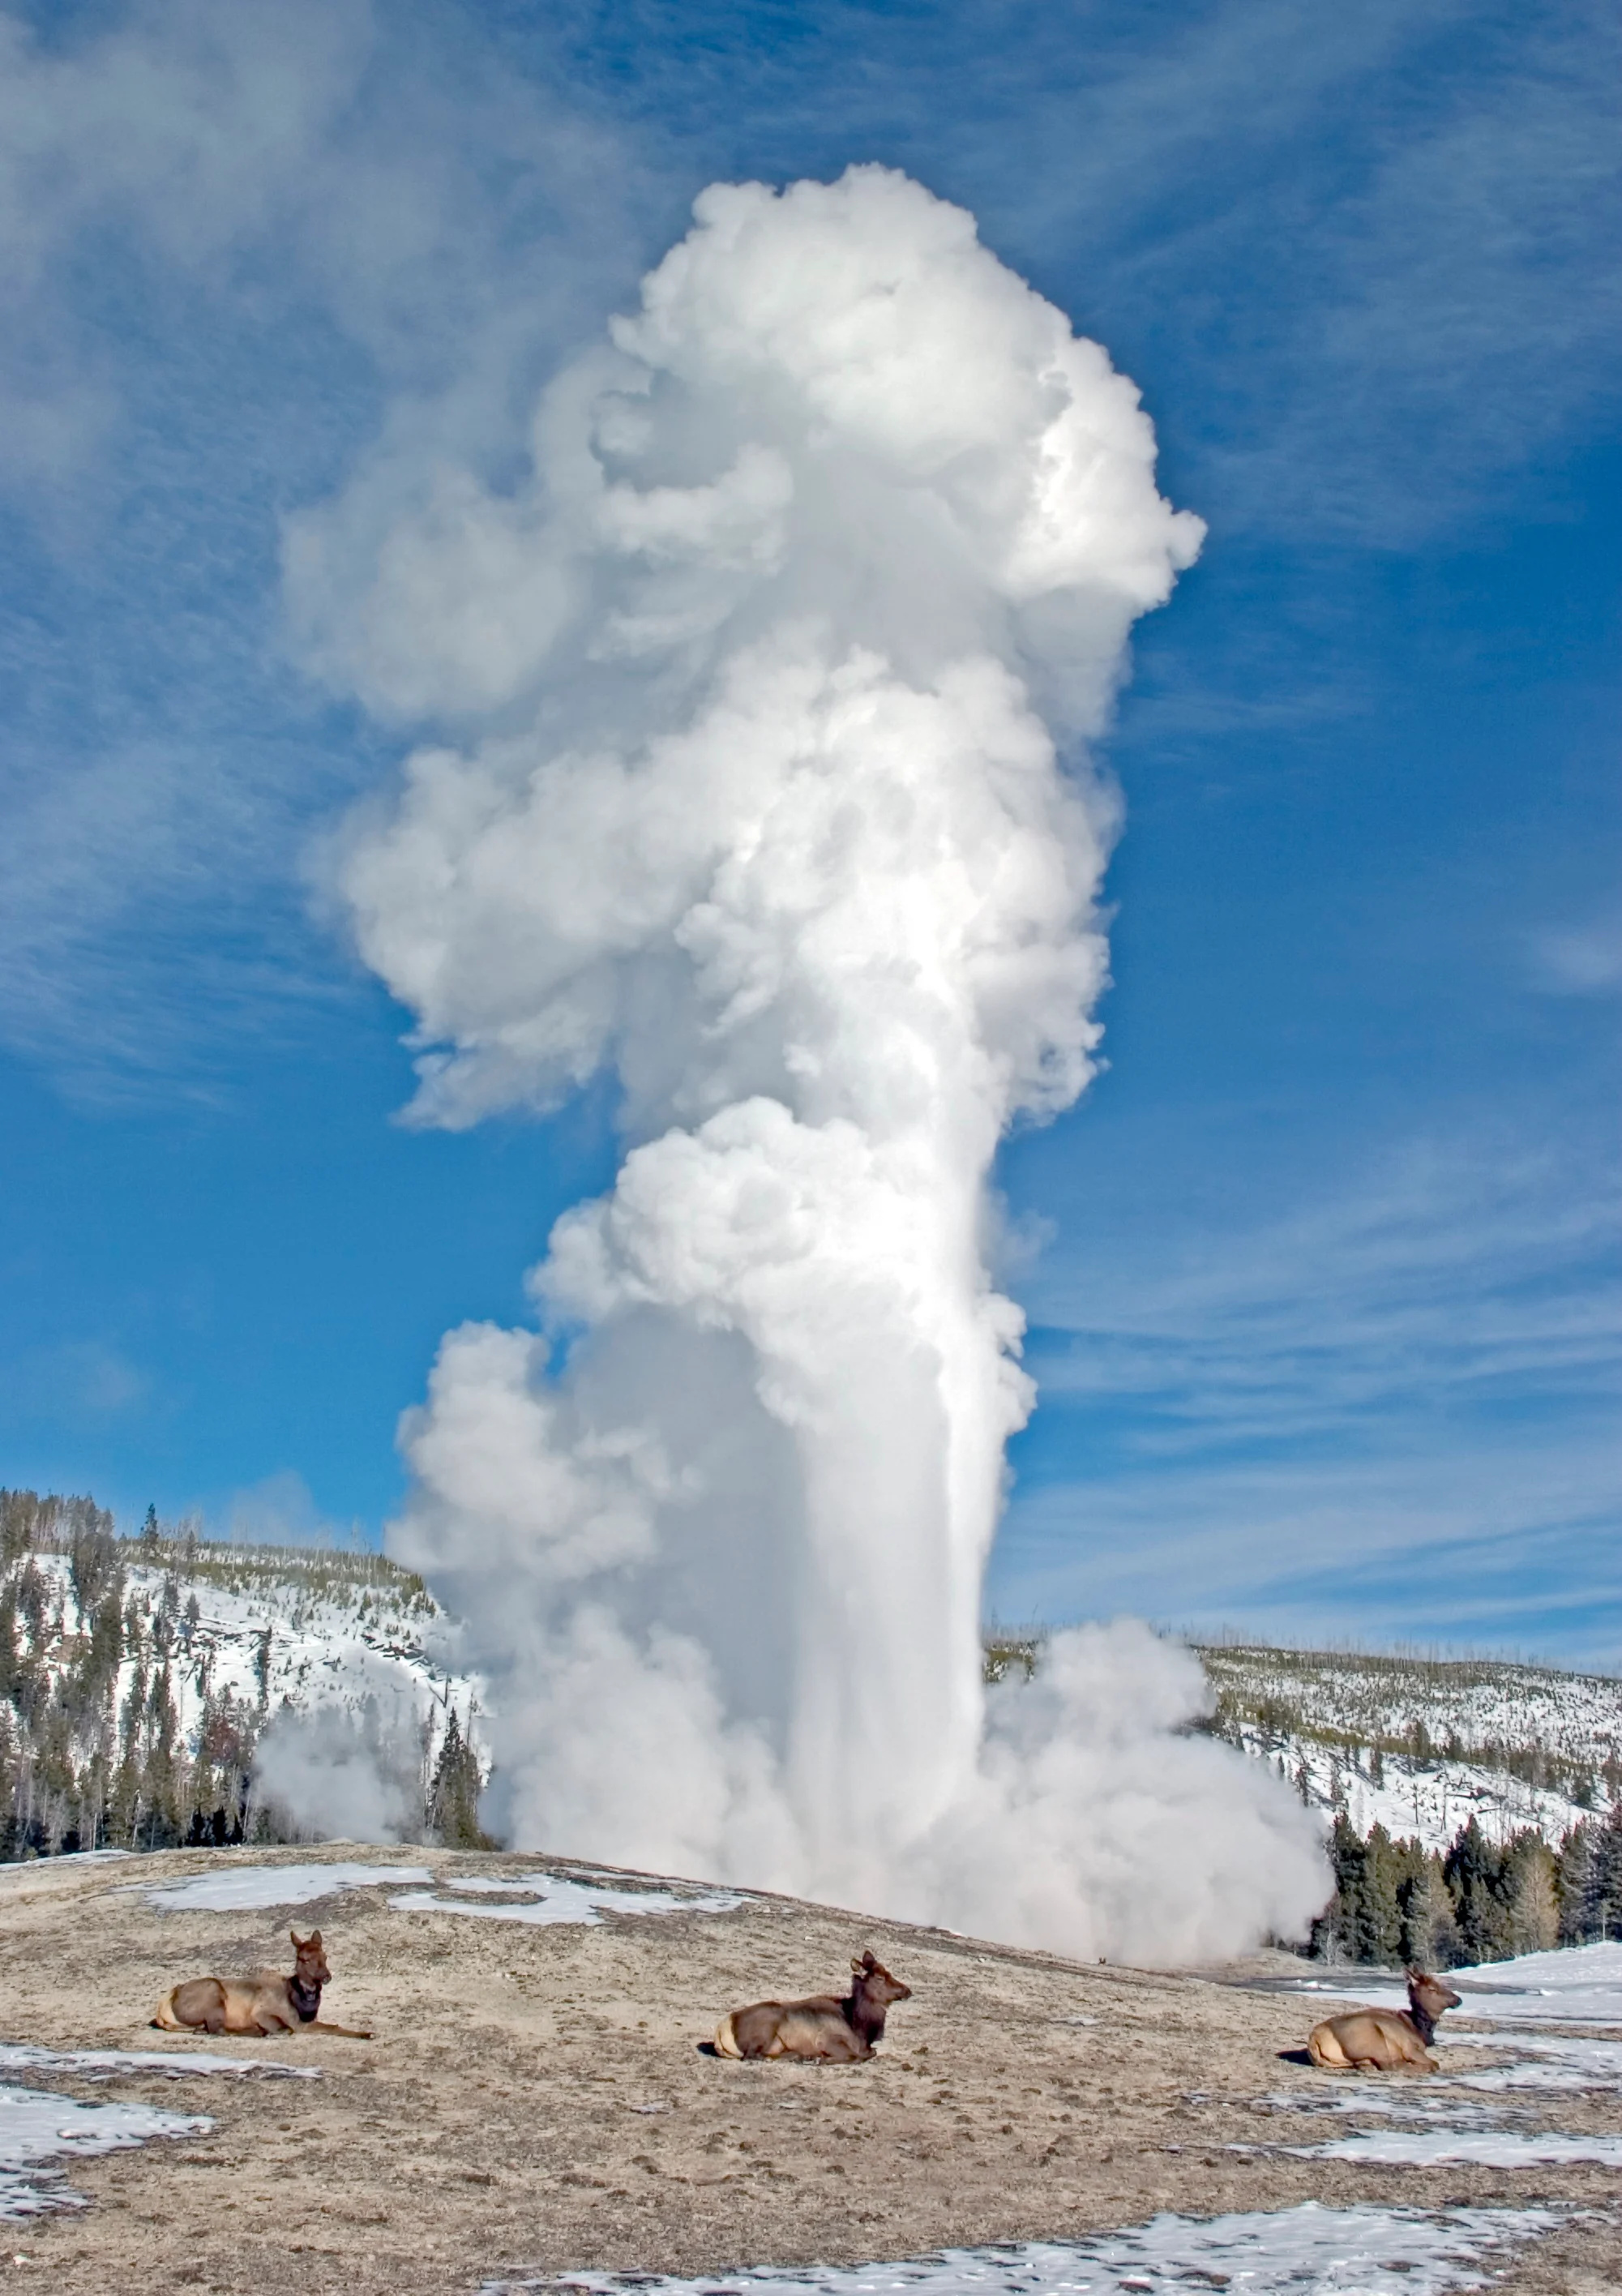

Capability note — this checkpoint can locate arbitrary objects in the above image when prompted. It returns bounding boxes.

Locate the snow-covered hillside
[89,1544,480,1749]
[18,1541,481,1755]
[1201,1643,1622,1854]
[0,1489,484,1857]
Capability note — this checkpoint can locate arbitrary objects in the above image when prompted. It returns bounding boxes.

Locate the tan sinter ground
[0,1845,1616,2294]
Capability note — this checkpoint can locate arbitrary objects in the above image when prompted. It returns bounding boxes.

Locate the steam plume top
[318,166,1201,1136]
[614,169,1200,623]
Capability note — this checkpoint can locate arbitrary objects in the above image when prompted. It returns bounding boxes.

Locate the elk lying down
[715,1950,911,2061]
[1307,1968,1462,2072]
[153,1928,371,2039]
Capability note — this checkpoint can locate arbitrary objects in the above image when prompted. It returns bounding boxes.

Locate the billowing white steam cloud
[306,167,1325,1956]
[252,1706,417,1844]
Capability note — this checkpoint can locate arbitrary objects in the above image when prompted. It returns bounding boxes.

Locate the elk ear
[291,1930,304,1949]
[308,1929,322,1948]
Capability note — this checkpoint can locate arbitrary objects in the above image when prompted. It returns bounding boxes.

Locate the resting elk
[1307,1968,1462,2072]
[714,1949,911,2061]
[153,1928,371,2039]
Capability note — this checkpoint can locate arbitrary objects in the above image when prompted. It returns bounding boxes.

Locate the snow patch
[0,2083,208,2220]
[0,2043,316,2084]
[1258,1942,1622,2027]
[1449,1942,1622,2026]
[480,2204,1557,2296]
[1296,2128,1622,2168]
[142,1861,433,1912]
[1248,2090,1503,2129]
[0,1850,133,1870]
[1444,2032,1622,2091]
[387,1873,743,1925]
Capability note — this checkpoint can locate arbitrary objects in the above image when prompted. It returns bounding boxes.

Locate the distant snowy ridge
[1199,1643,1622,1854]
[0,1489,483,1857]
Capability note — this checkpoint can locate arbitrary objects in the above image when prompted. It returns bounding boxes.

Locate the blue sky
[1,0,1616,1663]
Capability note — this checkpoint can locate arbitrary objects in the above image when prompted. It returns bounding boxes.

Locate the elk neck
[289,1974,323,2024]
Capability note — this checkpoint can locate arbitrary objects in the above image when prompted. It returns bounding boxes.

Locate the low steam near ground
[251,1707,422,1846]
[291,165,1326,1963]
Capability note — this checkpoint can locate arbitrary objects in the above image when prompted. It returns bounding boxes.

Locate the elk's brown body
[153,1928,370,2039]
[1307,1968,1462,2072]
[714,1950,911,2061]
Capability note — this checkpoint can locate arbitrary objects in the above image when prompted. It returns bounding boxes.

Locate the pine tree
[1347,1823,1402,1965]
[1556,1823,1596,1945]
[67,1508,120,1626]
[0,1583,19,1707]
[87,1589,123,1698]
[426,1710,489,1849]
[1593,1806,1622,1940]
[1444,1818,1516,1964]
[139,1664,182,1849]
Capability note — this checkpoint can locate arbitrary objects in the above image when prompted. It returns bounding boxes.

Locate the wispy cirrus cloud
[1532,919,1622,1000]
[610,0,1622,540]
[0,0,652,1096]
[995,1129,1622,1665]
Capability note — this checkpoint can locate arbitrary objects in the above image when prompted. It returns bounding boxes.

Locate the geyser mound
[300,165,1326,1958]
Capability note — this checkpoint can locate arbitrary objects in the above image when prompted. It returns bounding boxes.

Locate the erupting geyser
[308,166,1326,1958]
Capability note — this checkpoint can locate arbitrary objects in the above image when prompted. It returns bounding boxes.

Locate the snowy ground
[481,2204,1560,2296]
[139,1859,747,1925]
[3,1849,1619,2294]
[0,2043,317,2084]
[139,1860,434,1913]
[1269,1940,1622,2027]
[0,2083,210,2221]
[1200,1940,1622,2191]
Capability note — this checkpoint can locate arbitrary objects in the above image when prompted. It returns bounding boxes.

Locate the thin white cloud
[1532,920,1622,998]
[0,0,652,1094]
[997,1131,1622,1662]
[6,1338,151,1424]
[223,1469,364,1549]
[968,0,1621,538]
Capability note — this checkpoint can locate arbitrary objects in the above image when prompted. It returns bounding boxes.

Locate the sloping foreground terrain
[0,1848,1616,2294]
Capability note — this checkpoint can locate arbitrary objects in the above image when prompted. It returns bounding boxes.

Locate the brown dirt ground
[0,1845,1615,2294]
